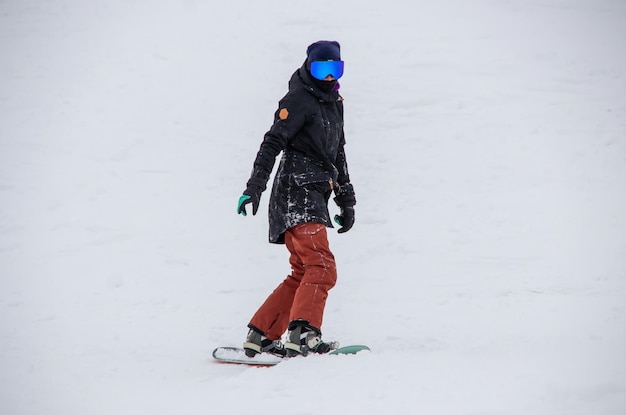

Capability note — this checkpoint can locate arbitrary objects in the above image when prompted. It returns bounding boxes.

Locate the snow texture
[1,0,625,414]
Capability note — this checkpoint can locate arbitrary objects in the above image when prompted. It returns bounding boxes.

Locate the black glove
[333,182,356,233]
[333,183,356,208]
[237,185,262,216]
[334,207,355,234]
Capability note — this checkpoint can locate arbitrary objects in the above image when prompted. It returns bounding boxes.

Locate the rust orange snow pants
[249,222,337,340]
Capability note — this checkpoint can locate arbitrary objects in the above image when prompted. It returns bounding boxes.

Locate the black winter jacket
[246,62,355,244]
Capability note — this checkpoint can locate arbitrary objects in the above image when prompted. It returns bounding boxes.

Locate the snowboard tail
[212,346,283,366]
[212,344,370,366]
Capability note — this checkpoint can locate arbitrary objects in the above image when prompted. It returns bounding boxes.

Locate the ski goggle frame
[310,60,344,80]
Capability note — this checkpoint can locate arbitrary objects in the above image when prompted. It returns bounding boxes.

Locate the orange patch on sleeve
[279,108,289,120]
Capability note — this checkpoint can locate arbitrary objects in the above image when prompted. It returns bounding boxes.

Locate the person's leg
[287,222,337,330]
[247,228,307,341]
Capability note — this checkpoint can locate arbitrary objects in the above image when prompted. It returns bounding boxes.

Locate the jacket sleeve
[246,93,307,191]
[333,133,356,208]
[333,100,355,207]
[334,99,350,186]
[335,137,350,186]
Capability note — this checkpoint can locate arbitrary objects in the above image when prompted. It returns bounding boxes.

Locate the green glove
[237,186,261,216]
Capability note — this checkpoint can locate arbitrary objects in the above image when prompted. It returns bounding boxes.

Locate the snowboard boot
[284,320,339,357]
[243,325,286,358]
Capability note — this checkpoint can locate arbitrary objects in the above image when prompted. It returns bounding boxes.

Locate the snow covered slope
[1,1,625,414]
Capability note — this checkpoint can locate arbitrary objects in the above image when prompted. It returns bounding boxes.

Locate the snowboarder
[237,40,356,357]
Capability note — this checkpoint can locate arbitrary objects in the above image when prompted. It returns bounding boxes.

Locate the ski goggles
[310,60,344,80]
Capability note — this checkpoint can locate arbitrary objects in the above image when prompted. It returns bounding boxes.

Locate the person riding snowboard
[237,40,356,357]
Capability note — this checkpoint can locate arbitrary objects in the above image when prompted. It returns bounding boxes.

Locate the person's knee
[284,274,301,289]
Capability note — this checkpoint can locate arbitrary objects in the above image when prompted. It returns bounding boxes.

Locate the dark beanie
[306,40,341,62]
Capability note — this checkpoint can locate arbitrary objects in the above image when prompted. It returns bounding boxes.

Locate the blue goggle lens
[310,60,344,80]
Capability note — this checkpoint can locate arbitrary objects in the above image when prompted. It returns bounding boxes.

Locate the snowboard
[212,344,370,366]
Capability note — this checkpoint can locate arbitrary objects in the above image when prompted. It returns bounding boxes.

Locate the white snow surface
[1,0,626,414]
